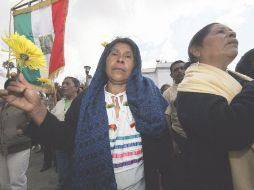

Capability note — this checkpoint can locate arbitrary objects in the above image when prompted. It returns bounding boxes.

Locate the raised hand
[0,73,47,125]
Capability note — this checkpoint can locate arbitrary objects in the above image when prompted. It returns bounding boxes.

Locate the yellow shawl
[178,63,254,190]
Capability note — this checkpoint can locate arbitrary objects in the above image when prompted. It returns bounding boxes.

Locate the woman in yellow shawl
[176,23,254,190]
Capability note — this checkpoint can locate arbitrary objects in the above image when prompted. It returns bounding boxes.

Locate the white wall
[156,69,172,88]
[142,61,173,88]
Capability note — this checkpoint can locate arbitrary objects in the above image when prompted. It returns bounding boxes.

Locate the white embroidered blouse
[105,89,145,190]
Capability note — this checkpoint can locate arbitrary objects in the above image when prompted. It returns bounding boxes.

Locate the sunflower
[2,32,47,72]
[37,77,52,90]
[37,77,51,85]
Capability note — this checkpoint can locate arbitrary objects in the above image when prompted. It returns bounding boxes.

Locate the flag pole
[12,0,40,10]
[5,0,26,78]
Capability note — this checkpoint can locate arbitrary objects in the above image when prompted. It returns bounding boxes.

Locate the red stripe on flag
[50,0,68,78]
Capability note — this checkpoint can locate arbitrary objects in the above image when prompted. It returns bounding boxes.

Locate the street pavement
[27,150,58,190]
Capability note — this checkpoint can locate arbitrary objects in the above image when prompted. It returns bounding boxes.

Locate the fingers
[0,89,9,96]
[10,72,33,88]
[10,72,26,85]
[0,82,14,101]
[0,89,9,101]
[10,72,17,79]
[18,73,33,88]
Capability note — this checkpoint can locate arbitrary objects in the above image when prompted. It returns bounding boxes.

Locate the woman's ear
[190,45,201,58]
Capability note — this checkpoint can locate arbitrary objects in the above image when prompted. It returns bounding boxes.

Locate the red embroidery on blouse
[108,124,117,131]
[130,122,136,128]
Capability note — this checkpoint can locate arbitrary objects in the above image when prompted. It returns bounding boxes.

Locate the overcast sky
[1,0,254,83]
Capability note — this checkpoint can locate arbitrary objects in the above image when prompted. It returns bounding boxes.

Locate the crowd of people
[0,22,254,190]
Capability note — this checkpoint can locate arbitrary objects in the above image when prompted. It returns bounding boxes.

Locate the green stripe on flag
[14,12,41,85]
[14,13,33,42]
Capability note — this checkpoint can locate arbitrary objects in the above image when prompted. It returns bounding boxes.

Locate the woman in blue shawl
[0,37,172,190]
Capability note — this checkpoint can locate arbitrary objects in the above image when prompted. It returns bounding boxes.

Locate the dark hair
[170,60,185,72]
[93,37,141,84]
[4,78,15,89]
[235,48,254,78]
[64,77,80,88]
[105,37,138,64]
[184,61,192,70]
[160,83,170,94]
[188,23,219,63]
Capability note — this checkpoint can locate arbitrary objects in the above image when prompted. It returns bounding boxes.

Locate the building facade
[142,60,173,88]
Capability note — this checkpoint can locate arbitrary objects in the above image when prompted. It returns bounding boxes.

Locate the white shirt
[105,89,145,190]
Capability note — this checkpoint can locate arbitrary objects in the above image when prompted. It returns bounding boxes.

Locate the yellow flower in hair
[2,32,47,72]
[101,41,109,47]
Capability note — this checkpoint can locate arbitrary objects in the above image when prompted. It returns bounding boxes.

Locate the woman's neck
[202,59,229,71]
[106,81,127,95]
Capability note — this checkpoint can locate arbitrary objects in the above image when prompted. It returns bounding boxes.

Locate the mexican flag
[13,0,68,84]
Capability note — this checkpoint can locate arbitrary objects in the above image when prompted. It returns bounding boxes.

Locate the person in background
[163,60,189,190]
[78,83,85,93]
[235,48,254,78]
[160,84,170,94]
[163,60,186,139]
[39,91,55,173]
[52,76,80,189]
[0,78,31,190]
[1,37,172,190]
[176,23,254,190]
[54,82,63,102]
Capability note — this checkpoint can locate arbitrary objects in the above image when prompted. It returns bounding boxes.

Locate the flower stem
[16,59,24,81]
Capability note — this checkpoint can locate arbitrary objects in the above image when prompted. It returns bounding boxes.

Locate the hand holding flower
[0,73,48,125]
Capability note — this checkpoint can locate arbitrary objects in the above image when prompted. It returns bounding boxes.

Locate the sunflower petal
[2,32,48,72]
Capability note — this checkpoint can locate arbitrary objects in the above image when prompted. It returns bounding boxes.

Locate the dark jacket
[0,103,31,156]
[176,79,254,190]
[28,91,173,190]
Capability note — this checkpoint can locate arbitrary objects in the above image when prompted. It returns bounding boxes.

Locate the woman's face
[195,24,238,68]
[62,78,78,99]
[105,42,135,85]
